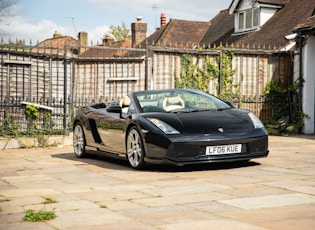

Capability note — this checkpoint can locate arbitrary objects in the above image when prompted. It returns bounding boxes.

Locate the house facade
[224,0,315,134]
[302,35,315,134]
[293,16,315,134]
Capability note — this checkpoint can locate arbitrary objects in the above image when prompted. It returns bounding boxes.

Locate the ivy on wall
[176,53,211,92]
[176,50,239,101]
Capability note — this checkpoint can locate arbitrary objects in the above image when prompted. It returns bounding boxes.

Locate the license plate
[206,144,242,155]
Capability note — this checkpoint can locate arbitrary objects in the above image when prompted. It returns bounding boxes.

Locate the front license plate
[206,144,242,155]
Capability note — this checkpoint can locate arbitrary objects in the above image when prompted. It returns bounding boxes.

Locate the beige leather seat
[162,96,185,111]
[119,96,131,113]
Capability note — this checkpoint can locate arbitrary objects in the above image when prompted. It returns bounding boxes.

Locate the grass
[23,197,58,222]
[41,197,57,204]
[23,209,57,222]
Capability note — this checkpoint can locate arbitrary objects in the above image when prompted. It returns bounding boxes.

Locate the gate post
[219,50,223,96]
[64,47,68,135]
[145,40,149,90]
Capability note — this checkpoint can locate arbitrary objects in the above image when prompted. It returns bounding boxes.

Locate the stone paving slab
[159,219,269,230]
[0,135,314,229]
[219,193,315,209]
[218,204,315,230]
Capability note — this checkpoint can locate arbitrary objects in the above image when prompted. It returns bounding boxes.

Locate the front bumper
[145,135,269,166]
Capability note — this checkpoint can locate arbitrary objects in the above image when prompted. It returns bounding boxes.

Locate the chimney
[78,31,88,55]
[53,31,63,38]
[78,31,88,46]
[102,35,114,44]
[131,16,147,47]
[160,13,166,28]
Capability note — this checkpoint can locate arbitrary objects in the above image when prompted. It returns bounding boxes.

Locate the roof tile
[201,0,315,49]
[143,19,209,48]
[295,15,315,31]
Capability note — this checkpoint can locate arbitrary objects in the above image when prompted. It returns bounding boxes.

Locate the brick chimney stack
[53,31,63,38]
[78,31,88,55]
[131,16,147,47]
[78,31,88,46]
[161,13,166,27]
[103,35,114,44]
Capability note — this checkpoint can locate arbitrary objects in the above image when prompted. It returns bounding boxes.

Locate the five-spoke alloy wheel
[73,123,86,158]
[126,127,145,169]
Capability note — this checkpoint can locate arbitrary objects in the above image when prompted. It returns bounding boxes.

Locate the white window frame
[237,8,260,32]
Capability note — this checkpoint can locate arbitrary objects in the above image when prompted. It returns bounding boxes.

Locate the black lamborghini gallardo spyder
[73,89,268,169]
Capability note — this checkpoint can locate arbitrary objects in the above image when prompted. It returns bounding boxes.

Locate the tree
[9,39,24,46]
[0,0,16,35]
[102,21,131,41]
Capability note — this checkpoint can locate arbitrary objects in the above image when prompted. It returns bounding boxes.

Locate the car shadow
[52,151,261,172]
[148,161,261,173]
[51,152,131,171]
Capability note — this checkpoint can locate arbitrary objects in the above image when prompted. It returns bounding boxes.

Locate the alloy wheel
[127,127,145,169]
[73,124,86,158]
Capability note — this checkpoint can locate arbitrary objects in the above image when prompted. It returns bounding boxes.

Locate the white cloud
[88,0,230,21]
[2,15,64,44]
[2,15,109,45]
[87,0,155,12]
[83,25,110,45]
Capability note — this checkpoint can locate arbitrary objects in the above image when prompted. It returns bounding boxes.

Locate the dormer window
[230,0,284,35]
[237,8,260,32]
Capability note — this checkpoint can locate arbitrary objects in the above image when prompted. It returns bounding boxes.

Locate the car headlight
[148,118,180,134]
[248,112,264,129]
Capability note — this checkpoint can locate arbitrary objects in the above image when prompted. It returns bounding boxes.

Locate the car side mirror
[106,105,122,113]
[225,100,234,107]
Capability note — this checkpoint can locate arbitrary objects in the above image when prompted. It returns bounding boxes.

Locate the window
[237,8,260,32]
[239,12,244,30]
[245,11,252,28]
[253,8,259,27]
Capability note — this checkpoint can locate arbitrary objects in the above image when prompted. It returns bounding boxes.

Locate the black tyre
[126,127,145,169]
[73,123,86,158]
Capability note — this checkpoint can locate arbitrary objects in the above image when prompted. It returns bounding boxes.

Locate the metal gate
[0,44,147,135]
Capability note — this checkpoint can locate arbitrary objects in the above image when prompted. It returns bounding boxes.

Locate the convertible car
[73,89,268,169]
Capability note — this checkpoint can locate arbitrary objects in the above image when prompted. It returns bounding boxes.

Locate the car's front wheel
[73,123,86,158]
[126,127,145,169]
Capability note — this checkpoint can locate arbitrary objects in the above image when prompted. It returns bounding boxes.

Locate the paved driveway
[0,135,315,230]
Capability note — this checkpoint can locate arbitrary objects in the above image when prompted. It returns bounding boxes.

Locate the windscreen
[134,89,231,113]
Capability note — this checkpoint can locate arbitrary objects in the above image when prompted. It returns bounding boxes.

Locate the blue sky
[2,0,232,44]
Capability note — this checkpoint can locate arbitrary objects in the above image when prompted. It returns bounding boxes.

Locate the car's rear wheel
[126,127,145,169]
[73,123,86,158]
